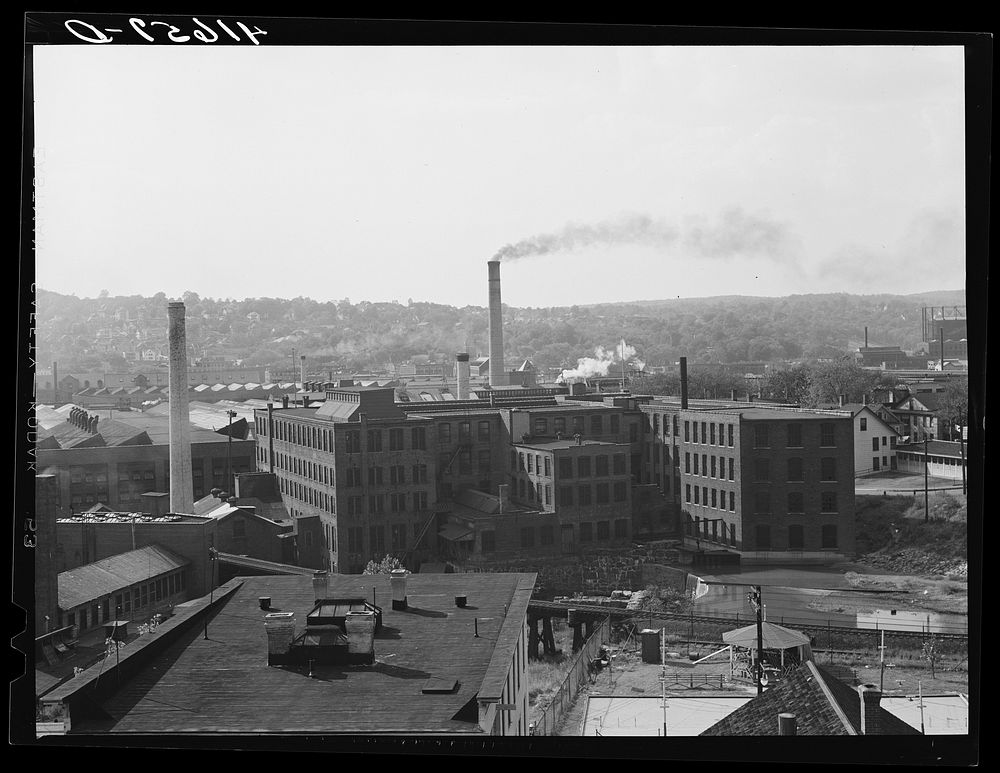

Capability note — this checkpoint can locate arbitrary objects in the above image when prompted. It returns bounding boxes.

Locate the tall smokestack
[940,326,945,370]
[267,402,275,473]
[300,354,306,386]
[456,353,470,400]
[487,260,506,387]
[680,357,689,410]
[167,302,195,514]
[865,327,868,348]
[52,361,59,405]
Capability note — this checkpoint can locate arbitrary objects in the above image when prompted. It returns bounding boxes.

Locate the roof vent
[259,596,271,611]
[390,569,408,611]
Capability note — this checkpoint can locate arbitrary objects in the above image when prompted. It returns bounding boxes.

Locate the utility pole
[748,586,764,696]
[660,626,668,738]
[879,629,886,692]
[226,409,237,495]
[923,436,929,523]
[960,421,966,496]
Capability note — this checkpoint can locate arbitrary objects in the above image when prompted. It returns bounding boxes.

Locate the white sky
[32,45,966,308]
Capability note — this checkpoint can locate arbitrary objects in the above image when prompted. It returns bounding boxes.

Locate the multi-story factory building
[639,398,856,562]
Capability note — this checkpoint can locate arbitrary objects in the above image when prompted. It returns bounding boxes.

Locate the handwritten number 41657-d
[64,18,268,45]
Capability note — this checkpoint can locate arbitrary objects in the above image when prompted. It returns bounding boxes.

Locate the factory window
[412,464,427,484]
[820,423,836,447]
[389,465,405,484]
[754,425,770,449]
[821,492,838,513]
[572,416,585,435]
[711,456,717,478]
[728,458,735,481]
[478,421,491,441]
[438,423,452,444]
[540,525,554,546]
[520,527,535,548]
[685,453,691,473]
[652,414,659,434]
[709,422,716,445]
[369,495,385,515]
[613,454,626,475]
[579,522,593,542]
[368,467,384,485]
[787,492,804,514]
[821,525,838,550]
[559,486,573,505]
[389,493,404,513]
[872,437,880,452]
[578,457,591,477]
[533,418,548,435]
[578,485,592,505]
[754,459,769,482]
[787,458,803,482]
[754,492,770,515]
[693,455,699,475]
[543,457,551,477]
[614,519,628,539]
[370,525,386,554]
[458,422,471,443]
[482,531,496,552]
[596,521,610,541]
[694,486,700,504]
[527,455,534,473]
[595,455,609,476]
[729,491,736,511]
[388,428,404,451]
[479,450,492,475]
[558,458,574,478]
[415,491,428,510]
[692,422,698,444]
[684,421,690,442]
[591,415,603,435]
[345,431,361,454]
[711,488,718,508]
[611,414,620,435]
[459,450,472,475]
[367,430,383,452]
[702,486,708,505]
[391,524,407,551]
[820,458,837,481]
[685,484,691,503]
[860,418,868,432]
[756,525,771,551]
[613,481,627,502]
[596,483,609,503]
[411,426,427,450]
[727,424,734,447]
[788,525,804,550]
[554,417,566,435]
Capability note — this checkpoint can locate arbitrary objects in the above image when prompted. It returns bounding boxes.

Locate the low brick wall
[466,541,687,597]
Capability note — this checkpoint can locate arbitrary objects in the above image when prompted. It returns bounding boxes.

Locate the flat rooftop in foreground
[54,572,535,735]
[582,696,753,736]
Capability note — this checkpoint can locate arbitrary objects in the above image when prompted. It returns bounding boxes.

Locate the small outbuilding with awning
[722,621,813,684]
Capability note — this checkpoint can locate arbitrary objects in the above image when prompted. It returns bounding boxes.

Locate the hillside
[34,287,965,375]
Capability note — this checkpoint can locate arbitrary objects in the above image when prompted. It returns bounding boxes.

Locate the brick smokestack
[487,260,506,387]
[680,357,689,410]
[857,683,882,735]
[300,354,306,386]
[167,302,195,514]
[456,352,470,400]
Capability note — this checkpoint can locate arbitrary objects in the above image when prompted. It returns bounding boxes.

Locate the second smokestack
[456,352,470,400]
[167,301,194,514]
[487,260,506,387]
[680,357,689,410]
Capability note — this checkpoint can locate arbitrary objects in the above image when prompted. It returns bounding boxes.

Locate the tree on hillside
[804,359,884,407]
[938,379,969,441]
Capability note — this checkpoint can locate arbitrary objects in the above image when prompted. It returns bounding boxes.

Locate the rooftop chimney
[345,610,375,664]
[857,683,882,735]
[778,713,797,735]
[141,491,170,518]
[390,569,408,611]
[312,570,329,601]
[487,260,506,387]
[456,352,471,400]
[265,612,296,665]
[680,357,689,409]
[167,302,195,514]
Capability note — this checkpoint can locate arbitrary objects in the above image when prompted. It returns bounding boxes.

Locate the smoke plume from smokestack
[492,208,797,264]
[558,343,643,382]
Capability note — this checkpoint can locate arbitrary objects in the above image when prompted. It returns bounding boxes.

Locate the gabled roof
[700,661,919,736]
[58,545,189,610]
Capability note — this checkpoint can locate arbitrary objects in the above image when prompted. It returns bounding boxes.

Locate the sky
[32,43,967,308]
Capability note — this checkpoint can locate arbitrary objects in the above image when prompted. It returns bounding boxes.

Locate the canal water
[691,565,967,635]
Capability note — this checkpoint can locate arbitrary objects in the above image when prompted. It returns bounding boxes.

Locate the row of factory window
[509,477,630,507]
[440,449,492,477]
[513,452,629,479]
[685,488,839,515]
[652,417,840,450]
[280,477,337,514]
[508,518,630,550]
[62,570,186,632]
[896,452,965,466]
[437,421,492,444]
[528,413,624,438]
[343,492,431,516]
[263,417,431,453]
[271,449,433,489]
[343,522,429,555]
[684,518,839,550]
[872,436,896,450]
